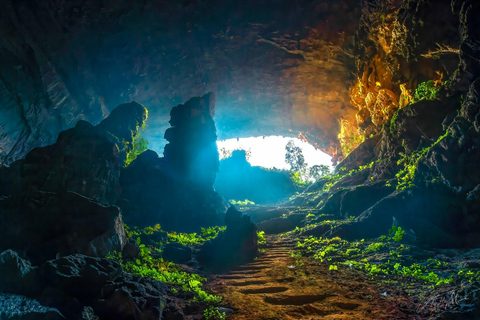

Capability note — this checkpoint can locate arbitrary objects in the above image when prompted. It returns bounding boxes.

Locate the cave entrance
[217,136,332,170]
[215,136,333,205]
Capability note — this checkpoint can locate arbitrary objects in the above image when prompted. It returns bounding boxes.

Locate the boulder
[0,192,126,264]
[94,274,170,320]
[120,94,227,232]
[0,250,36,295]
[162,243,193,264]
[120,150,227,231]
[257,214,306,235]
[0,252,178,320]
[0,293,64,320]
[0,102,148,206]
[163,93,219,188]
[327,187,470,248]
[336,135,380,172]
[198,206,257,270]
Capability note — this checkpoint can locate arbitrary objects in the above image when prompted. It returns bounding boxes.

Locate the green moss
[125,135,148,166]
[412,80,440,103]
[107,237,222,304]
[395,128,451,190]
[124,223,226,247]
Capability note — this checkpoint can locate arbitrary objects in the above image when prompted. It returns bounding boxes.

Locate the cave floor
[208,235,412,320]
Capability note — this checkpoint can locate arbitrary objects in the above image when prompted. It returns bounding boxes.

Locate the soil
[208,235,416,320]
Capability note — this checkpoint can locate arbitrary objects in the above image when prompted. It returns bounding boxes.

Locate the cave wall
[306,0,480,247]
[0,0,362,165]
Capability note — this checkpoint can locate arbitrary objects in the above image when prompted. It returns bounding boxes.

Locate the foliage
[366,242,386,252]
[219,148,252,161]
[338,119,365,157]
[167,226,227,246]
[329,265,338,271]
[389,226,405,242]
[321,160,377,193]
[294,233,457,286]
[395,128,451,190]
[125,134,148,166]
[279,216,355,238]
[124,223,226,247]
[309,165,331,180]
[204,306,226,320]
[289,169,311,186]
[124,108,149,167]
[107,238,222,304]
[229,199,255,206]
[257,231,266,246]
[412,80,440,103]
[285,140,306,172]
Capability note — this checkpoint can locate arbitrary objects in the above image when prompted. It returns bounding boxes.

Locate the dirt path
[208,235,407,320]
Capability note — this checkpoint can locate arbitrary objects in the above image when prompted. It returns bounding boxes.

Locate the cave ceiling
[0,0,362,164]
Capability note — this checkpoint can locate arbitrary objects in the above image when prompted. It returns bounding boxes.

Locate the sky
[216,136,333,170]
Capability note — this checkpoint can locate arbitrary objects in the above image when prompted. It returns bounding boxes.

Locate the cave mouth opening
[214,136,333,206]
[216,136,333,171]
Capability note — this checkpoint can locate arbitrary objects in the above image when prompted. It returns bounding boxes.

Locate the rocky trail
[208,235,407,320]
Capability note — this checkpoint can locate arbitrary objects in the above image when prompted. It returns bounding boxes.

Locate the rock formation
[0,251,187,320]
[163,92,219,188]
[0,102,147,206]
[120,93,227,231]
[198,206,258,271]
[294,0,480,248]
[0,0,364,166]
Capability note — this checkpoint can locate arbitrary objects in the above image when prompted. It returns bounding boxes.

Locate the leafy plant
[125,135,148,166]
[395,128,451,190]
[107,238,222,304]
[204,306,226,320]
[412,80,440,103]
[125,223,226,247]
[229,199,255,206]
[257,231,266,246]
[285,140,306,172]
[389,226,405,242]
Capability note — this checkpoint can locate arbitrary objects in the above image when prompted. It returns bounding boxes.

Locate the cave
[1,0,480,319]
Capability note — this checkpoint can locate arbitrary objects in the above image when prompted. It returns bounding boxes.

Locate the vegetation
[285,140,306,172]
[108,224,229,314]
[204,306,226,320]
[229,199,255,206]
[219,147,252,161]
[309,165,331,180]
[412,80,440,103]
[124,107,149,167]
[124,223,226,247]
[257,231,266,246]
[290,224,480,289]
[125,134,148,166]
[279,216,355,238]
[394,128,451,190]
[107,237,222,304]
[320,160,378,193]
[338,119,366,157]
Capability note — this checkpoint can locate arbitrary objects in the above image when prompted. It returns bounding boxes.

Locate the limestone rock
[0,192,126,264]
[0,250,36,295]
[0,293,64,320]
[0,102,147,206]
[198,206,257,270]
[163,92,219,188]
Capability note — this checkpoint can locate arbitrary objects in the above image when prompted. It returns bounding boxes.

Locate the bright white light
[216,136,332,170]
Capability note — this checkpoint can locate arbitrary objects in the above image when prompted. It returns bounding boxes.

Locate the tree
[285,140,306,172]
[309,165,331,180]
